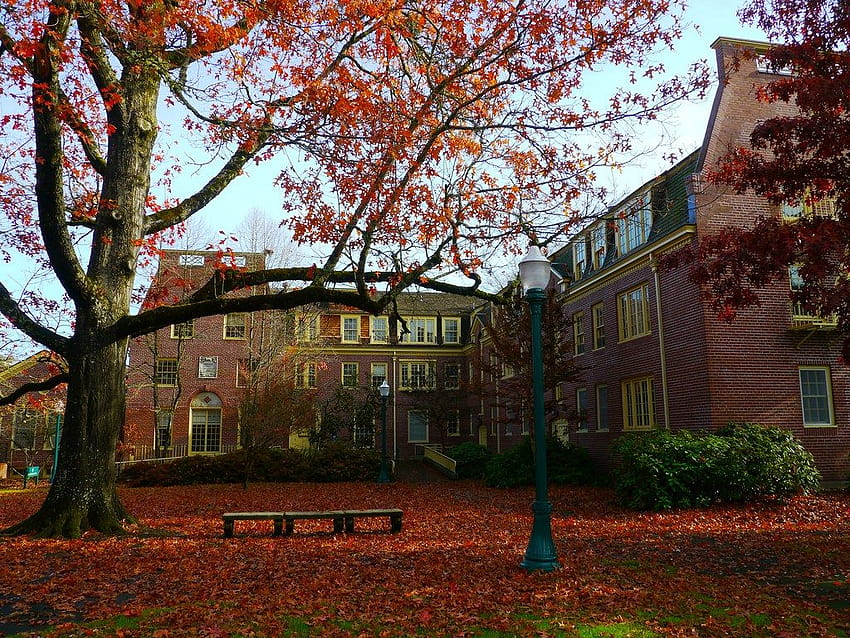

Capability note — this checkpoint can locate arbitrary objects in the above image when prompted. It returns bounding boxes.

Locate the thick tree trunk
[4,338,132,538]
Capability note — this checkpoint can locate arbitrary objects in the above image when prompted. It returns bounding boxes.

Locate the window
[155,358,178,386]
[342,362,359,387]
[408,410,429,443]
[596,385,609,431]
[224,313,246,339]
[341,315,360,343]
[400,361,435,390]
[576,387,588,430]
[371,363,387,386]
[189,392,221,454]
[622,376,655,430]
[155,410,173,449]
[170,320,194,339]
[490,406,499,435]
[573,311,585,355]
[400,317,436,343]
[591,223,607,269]
[198,356,219,379]
[296,314,319,341]
[295,362,317,388]
[756,55,793,75]
[592,302,606,350]
[443,317,460,344]
[444,363,460,389]
[447,410,460,436]
[178,254,204,267]
[573,240,587,280]
[370,317,388,343]
[618,284,650,341]
[12,410,38,449]
[616,197,652,255]
[782,192,836,220]
[236,358,258,388]
[799,367,835,426]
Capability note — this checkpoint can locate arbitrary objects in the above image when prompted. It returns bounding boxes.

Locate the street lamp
[377,379,392,483]
[518,244,559,572]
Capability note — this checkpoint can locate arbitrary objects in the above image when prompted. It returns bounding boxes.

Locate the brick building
[0,351,66,476]
[123,249,527,461]
[552,37,850,481]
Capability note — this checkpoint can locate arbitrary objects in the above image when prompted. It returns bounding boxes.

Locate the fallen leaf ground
[0,480,848,637]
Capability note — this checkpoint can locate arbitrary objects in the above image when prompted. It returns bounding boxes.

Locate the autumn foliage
[0,0,709,537]
[0,481,848,637]
[671,0,850,359]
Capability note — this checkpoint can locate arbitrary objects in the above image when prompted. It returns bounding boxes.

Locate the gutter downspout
[392,351,398,460]
[651,253,671,429]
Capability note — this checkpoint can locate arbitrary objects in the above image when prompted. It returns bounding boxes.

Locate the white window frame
[399,361,435,390]
[371,363,387,386]
[408,410,429,443]
[170,320,195,340]
[223,313,247,339]
[591,222,606,269]
[341,362,359,387]
[447,410,460,437]
[576,387,588,431]
[178,254,204,267]
[295,362,317,389]
[444,362,461,389]
[155,358,178,386]
[442,317,460,344]
[573,240,586,280]
[341,315,361,343]
[296,314,319,342]
[370,317,388,343]
[400,317,436,344]
[799,366,835,427]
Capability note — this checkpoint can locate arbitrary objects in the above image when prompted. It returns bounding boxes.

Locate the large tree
[0,0,707,537]
[665,0,850,359]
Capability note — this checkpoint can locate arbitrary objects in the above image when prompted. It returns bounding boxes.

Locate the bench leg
[223,520,234,538]
[390,514,402,533]
[284,519,294,536]
[334,516,344,533]
[344,516,354,533]
[273,519,283,536]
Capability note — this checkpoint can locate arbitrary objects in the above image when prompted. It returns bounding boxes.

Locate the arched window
[189,392,222,454]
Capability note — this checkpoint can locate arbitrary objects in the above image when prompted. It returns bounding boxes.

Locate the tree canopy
[667,0,850,359]
[0,0,707,537]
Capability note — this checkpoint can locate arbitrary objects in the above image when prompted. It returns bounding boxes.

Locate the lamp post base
[521,500,559,572]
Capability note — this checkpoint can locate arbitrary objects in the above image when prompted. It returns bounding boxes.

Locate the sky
[183,0,767,238]
[0,1,768,357]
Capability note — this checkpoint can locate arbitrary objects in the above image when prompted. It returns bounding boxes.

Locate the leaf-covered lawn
[0,481,848,637]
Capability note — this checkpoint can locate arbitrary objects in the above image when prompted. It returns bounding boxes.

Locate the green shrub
[484,435,601,488]
[614,424,820,510]
[715,422,820,501]
[448,442,493,479]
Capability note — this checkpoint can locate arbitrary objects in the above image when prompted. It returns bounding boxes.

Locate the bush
[483,435,601,488]
[119,444,380,487]
[614,424,820,510]
[448,442,493,479]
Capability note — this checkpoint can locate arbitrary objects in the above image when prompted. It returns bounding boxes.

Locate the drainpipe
[651,253,671,429]
[392,351,398,459]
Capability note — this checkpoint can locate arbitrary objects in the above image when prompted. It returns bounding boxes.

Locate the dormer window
[616,196,652,256]
[178,254,204,267]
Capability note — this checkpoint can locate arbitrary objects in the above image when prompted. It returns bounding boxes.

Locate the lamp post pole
[377,380,391,483]
[519,246,559,572]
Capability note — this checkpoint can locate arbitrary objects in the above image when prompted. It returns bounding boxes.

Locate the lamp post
[518,245,559,572]
[377,379,391,483]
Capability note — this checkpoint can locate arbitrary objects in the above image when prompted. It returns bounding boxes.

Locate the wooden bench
[222,509,403,537]
[343,508,403,533]
[222,512,285,538]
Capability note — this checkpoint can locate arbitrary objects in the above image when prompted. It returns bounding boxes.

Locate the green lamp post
[377,379,392,483]
[518,245,559,572]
